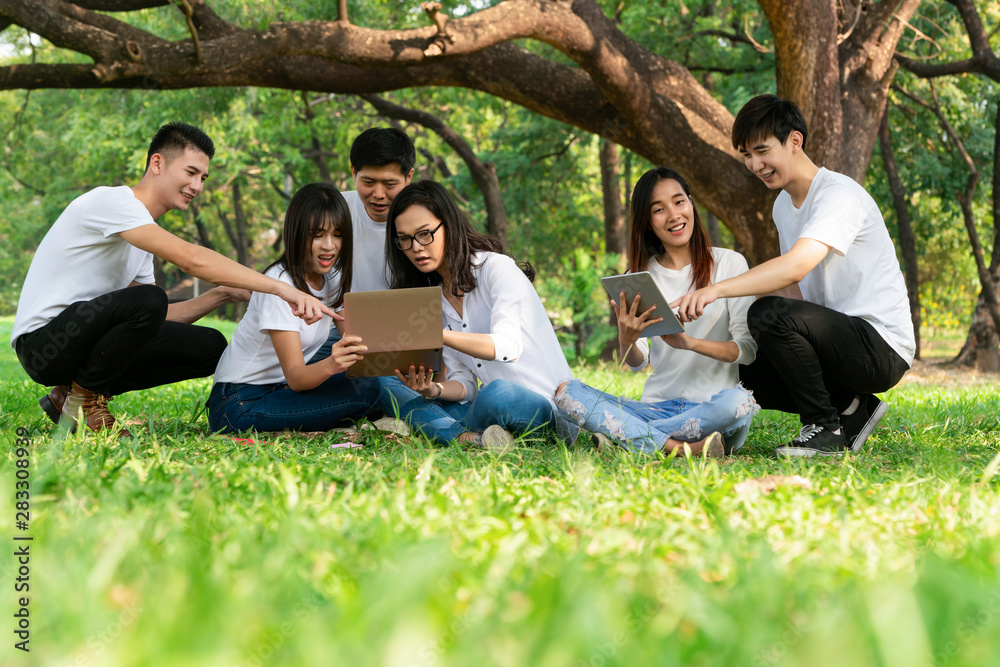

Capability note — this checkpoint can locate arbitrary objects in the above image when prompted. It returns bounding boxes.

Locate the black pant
[740,296,909,430]
[14,284,227,396]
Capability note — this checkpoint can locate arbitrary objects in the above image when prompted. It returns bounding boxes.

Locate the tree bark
[0,0,931,263]
[599,138,626,262]
[598,138,626,361]
[190,201,216,252]
[877,106,921,359]
[955,94,1000,369]
[217,181,251,268]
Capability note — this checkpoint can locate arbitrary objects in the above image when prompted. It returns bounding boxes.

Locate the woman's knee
[477,378,521,403]
[713,385,759,419]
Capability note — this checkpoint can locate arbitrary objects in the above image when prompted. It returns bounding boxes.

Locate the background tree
[0,0,936,264]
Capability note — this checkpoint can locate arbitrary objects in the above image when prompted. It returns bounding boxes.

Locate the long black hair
[386,181,532,297]
[628,167,714,291]
[268,182,352,308]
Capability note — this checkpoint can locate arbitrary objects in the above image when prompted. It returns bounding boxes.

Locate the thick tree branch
[4,0,885,261]
[895,0,1000,80]
[70,0,169,8]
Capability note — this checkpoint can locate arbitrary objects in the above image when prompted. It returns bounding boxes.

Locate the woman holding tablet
[379,180,578,448]
[554,167,758,455]
[208,183,379,433]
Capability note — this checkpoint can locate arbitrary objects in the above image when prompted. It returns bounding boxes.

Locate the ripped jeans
[554,380,758,454]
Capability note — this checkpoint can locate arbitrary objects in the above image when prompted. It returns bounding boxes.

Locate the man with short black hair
[344,127,416,291]
[673,95,914,457]
[312,127,415,361]
[13,121,334,437]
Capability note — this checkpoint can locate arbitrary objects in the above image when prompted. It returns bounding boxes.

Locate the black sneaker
[840,394,887,452]
[775,424,847,457]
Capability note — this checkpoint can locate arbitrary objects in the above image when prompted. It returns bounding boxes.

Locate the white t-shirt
[629,248,757,403]
[773,167,915,365]
[341,191,392,294]
[12,186,156,345]
[441,253,573,409]
[213,263,334,386]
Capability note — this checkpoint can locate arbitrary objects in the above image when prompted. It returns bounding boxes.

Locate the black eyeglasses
[394,221,444,250]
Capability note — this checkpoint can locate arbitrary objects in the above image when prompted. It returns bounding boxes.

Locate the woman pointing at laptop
[207,183,379,434]
[378,180,579,449]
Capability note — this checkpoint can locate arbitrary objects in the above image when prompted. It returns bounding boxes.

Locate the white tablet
[600,271,684,337]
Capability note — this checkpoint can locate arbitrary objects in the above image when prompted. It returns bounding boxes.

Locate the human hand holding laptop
[394,363,439,397]
[325,335,368,374]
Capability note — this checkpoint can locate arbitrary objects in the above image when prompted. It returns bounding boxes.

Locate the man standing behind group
[313,127,415,358]
[673,95,914,457]
[12,122,334,437]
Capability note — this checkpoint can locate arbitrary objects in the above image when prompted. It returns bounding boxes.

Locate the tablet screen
[600,272,685,337]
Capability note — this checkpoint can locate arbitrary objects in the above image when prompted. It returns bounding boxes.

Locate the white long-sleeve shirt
[629,248,756,403]
[441,252,572,409]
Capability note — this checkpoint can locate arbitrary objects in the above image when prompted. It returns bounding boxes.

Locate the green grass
[2,315,1000,666]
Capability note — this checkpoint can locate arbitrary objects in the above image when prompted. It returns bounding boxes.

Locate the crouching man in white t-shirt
[673,95,914,457]
[310,127,415,361]
[11,122,335,437]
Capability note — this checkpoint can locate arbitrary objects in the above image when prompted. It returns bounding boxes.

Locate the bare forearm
[686,338,740,363]
[165,288,229,324]
[174,245,284,297]
[442,330,496,360]
[715,258,801,300]
[283,361,335,393]
[620,340,646,367]
[413,379,467,402]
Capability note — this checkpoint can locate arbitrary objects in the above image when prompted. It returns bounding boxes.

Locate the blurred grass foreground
[1,316,999,667]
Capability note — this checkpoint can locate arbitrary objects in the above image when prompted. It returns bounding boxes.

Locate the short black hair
[146,122,215,170]
[731,94,808,151]
[350,127,415,176]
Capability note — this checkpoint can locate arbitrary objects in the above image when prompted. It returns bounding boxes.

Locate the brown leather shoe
[40,385,70,423]
[61,382,132,438]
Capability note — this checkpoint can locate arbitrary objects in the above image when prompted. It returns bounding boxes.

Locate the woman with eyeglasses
[376,180,578,449]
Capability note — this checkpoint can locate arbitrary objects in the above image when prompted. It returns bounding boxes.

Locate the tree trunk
[703,210,721,247]
[955,288,1000,371]
[0,0,929,263]
[190,201,216,252]
[877,107,921,359]
[599,138,626,262]
[955,94,1000,368]
[598,139,627,361]
[218,181,251,268]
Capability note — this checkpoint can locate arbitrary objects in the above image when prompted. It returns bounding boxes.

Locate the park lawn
[1,315,999,667]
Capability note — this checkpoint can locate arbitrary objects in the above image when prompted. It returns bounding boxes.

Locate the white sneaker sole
[774,445,844,458]
[848,399,887,452]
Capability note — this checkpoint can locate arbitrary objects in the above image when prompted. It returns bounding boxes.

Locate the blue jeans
[207,373,379,434]
[554,379,758,454]
[377,377,556,445]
